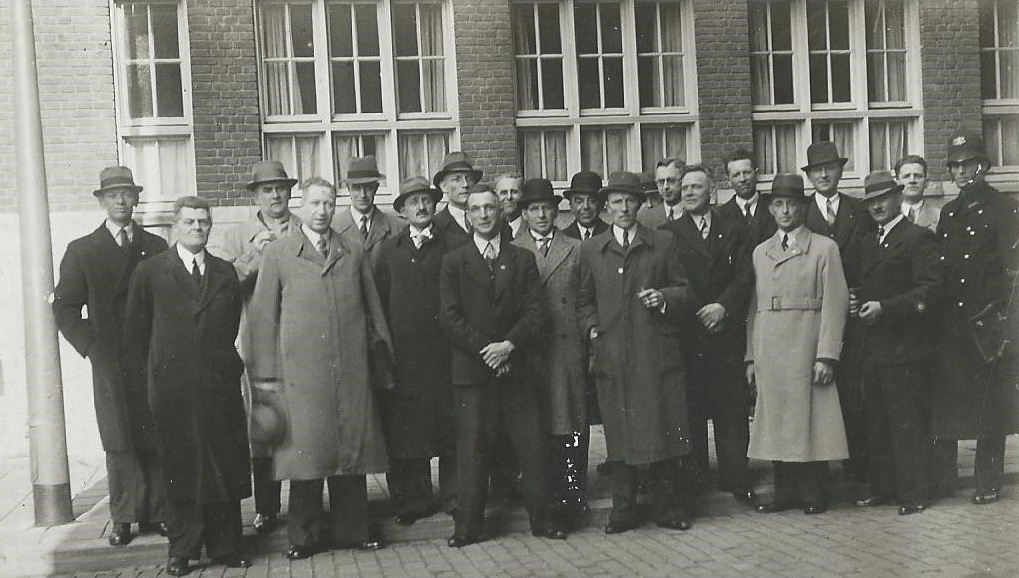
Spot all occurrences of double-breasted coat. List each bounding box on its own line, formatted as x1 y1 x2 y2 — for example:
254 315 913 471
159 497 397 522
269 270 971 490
374 227 467 458
334 207 407 271
123 248 251 504
746 226 850 462
53 223 167 452
576 225 693 465
513 230 588 434
716 194 777 249
931 181 1019 439
247 231 393 480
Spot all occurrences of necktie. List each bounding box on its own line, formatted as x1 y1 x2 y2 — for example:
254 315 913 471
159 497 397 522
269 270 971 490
464 217 474 235
622 229 630 249
539 237 550 257
668 207 676 221
583 228 591 240
744 204 753 225
360 215 369 239
905 207 916 223
699 217 709 239
826 197 837 227
781 233 789 251
190 259 202 290
877 225 885 245
317 235 329 258
118 228 129 251
483 241 496 270
412 232 430 249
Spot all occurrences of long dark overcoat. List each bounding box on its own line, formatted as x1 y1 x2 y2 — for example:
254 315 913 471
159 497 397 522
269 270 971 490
576 225 693 465
53 223 167 451
374 227 466 458
931 181 1019 439
123 248 251 504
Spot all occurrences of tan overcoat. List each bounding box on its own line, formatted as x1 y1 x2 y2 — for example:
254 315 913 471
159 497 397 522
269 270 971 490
746 226 850 462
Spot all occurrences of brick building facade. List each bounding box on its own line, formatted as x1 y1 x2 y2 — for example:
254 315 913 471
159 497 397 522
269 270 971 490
0 0 1016 456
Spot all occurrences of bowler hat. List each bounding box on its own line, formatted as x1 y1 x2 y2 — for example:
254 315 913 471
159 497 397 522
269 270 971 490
249 400 284 446
563 171 603 199
343 156 385 185
801 141 849 171
861 170 904 201
393 176 442 212
769 173 807 200
946 131 989 165
433 152 484 187
246 160 298 191
93 165 143 196
518 178 563 208
598 171 647 203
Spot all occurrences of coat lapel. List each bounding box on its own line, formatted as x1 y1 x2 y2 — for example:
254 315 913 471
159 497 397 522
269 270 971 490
493 248 514 300
195 256 230 315
540 234 573 285
464 244 493 294
676 213 709 258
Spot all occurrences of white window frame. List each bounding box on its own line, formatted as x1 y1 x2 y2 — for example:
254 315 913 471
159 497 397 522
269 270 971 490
749 0 923 184
255 0 460 199
513 0 700 186
110 0 197 202
980 0 1019 174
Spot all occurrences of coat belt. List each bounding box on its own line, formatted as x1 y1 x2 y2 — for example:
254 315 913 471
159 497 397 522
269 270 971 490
764 296 822 311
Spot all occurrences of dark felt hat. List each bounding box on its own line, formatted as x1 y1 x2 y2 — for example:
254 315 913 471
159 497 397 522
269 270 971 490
343 156 385 184
393 176 443 212
562 171 603 199
769 173 807 200
518 178 563 208
801 141 849 171
597 171 647 203
946 131 989 165
93 165 143 196
245 160 298 191
432 152 483 187
861 170 904 201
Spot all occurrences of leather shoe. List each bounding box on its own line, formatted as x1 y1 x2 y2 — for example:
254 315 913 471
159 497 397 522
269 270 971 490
604 519 642 534
166 556 190 576
212 555 252 569
854 495 891 507
338 539 385 551
395 512 425 526
755 502 795 514
284 544 323 560
971 489 999 505
253 513 279 534
108 523 132 546
803 503 827 515
897 504 926 516
732 489 758 505
447 535 481 548
657 519 692 531
532 526 567 540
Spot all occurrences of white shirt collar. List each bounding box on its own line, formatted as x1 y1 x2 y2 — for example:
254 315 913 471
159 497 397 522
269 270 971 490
529 228 554 243
508 216 523 238
691 210 712 228
301 224 330 248
901 199 924 217
473 233 501 257
409 224 433 238
176 243 206 273
105 219 133 243
350 205 374 230
814 191 840 219
878 214 905 242
612 224 638 247
734 193 759 214
447 204 469 232
664 202 684 220
779 225 807 250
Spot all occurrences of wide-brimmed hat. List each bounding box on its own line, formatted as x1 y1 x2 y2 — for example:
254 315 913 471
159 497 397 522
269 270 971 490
801 141 849 171
93 165 143 196
343 156 385 185
245 160 298 191
861 170 904 201
563 171 603 200
769 173 807 200
518 178 563 208
597 171 647 203
946 131 989 165
393 176 443 212
433 152 483 187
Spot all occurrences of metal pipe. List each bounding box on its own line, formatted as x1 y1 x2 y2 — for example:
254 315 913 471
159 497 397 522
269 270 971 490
10 0 73 526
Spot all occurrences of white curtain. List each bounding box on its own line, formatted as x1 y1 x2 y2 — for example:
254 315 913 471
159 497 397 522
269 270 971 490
262 6 291 115
420 3 446 113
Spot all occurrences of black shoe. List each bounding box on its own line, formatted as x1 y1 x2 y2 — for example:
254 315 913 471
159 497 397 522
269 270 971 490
854 495 891 507
731 489 758 505
337 539 385 551
532 525 567 540
166 556 190 576
803 503 827 515
656 519 692 531
108 523 132 546
253 513 279 534
395 512 425 526
212 555 253 569
897 504 926 516
447 535 481 548
604 519 642 534
285 544 323 560
755 502 795 514
971 489 999 505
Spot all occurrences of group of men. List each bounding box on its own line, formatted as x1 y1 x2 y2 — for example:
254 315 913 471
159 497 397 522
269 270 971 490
53 130 1018 575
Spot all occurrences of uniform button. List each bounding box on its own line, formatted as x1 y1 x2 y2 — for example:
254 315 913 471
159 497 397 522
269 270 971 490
969 230 976 236
939 255 946 260
410 258 416 263
618 267 624 274
964 254 970 259
978 209 984 215
958 302 965 307
960 278 966 284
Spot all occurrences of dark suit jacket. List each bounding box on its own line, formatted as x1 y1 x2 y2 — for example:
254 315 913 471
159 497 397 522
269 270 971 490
439 240 546 385
123 248 251 503
433 206 471 238
857 220 944 365
334 207 407 271
562 218 609 241
53 223 167 451
716 194 777 249
805 191 874 286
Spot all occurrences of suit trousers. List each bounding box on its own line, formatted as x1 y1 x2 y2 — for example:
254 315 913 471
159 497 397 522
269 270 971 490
288 476 369 547
386 455 457 517
106 450 166 525
252 456 281 515
164 499 241 559
861 362 930 505
687 391 751 491
453 378 551 539
931 437 1007 495
609 459 687 525
772 461 829 506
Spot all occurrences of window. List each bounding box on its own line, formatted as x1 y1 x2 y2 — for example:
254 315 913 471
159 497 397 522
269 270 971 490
512 0 699 184
111 0 196 200
748 0 921 180
257 0 458 195
980 0 1019 169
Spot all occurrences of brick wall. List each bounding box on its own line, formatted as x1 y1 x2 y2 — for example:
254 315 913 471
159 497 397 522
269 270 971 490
188 1 263 206
919 0 983 182
450 0 519 181
692 0 754 182
0 0 119 213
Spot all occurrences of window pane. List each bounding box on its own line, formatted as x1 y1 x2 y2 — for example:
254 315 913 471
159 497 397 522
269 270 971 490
329 4 353 57
155 63 184 117
641 125 688 170
867 53 886 102
332 61 356 113
771 1 792 51
398 131 450 178
397 60 422 113
1002 117 1019 165
393 4 419 57
887 52 906 101
661 54 684 107
605 128 627 173
807 2 827 51
600 3 623 54
267 135 320 182
290 4 315 58
774 54 794 104
356 4 380 56
580 128 605 175
543 131 568 180
1001 1 1019 48
979 1 996 48
748 3 769 52
334 133 387 182
150 4 179 59
537 3 562 52
812 122 854 171
869 120 908 171
982 52 999 99
124 4 150 60
262 5 288 59
751 54 772 105
541 58 565 109
829 1 850 50
1002 51 1019 99
660 3 683 53
420 4 444 57
574 4 597 55
360 61 384 113
295 62 318 113
604 56 624 108
810 54 829 103
517 59 539 110
513 4 537 54
753 123 798 174
128 63 153 118
265 62 290 115
885 2 905 50
635 3 657 53
124 136 190 198
421 59 446 113
865 2 884 51
639 56 659 107
520 131 543 179
831 53 851 102
578 58 600 108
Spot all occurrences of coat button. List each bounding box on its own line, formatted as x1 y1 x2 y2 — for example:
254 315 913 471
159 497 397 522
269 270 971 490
958 302 965 307
960 278 966 284
964 254 970 259
618 267 624 274
410 258 416 263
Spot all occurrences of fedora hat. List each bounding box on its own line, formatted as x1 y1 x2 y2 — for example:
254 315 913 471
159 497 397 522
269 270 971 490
801 141 849 171
433 151 483 187
93 165 143 196
518 178 563 209
563 171 603 199
249 400 284 446
598 171 646 203
946 131 989 165
861 170 904 201
769 173 806 200
343 156 385 185
246 160 298 191
393 176 443 212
